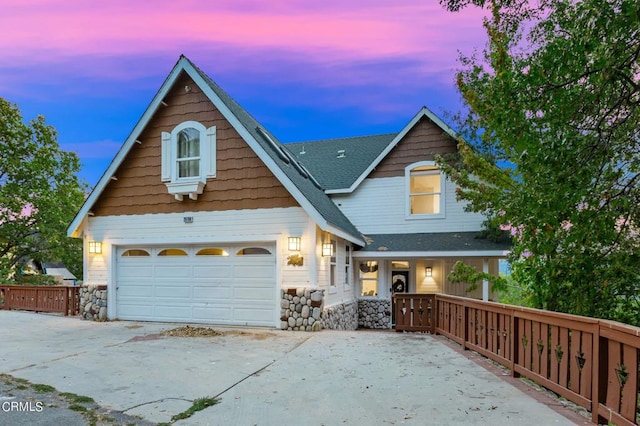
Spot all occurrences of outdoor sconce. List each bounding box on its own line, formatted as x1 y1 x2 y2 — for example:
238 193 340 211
288 237 301 251
425 266 433 277
322 243 333 257
88 241 102 254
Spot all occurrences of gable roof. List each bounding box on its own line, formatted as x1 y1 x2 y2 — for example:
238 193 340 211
285 133 396 191
292 107 461 194
67 56 364 245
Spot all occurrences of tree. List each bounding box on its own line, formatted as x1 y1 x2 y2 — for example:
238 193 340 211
0 98 87 282
439 0 640 323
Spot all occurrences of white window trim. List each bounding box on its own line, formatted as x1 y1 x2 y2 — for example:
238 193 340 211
358 260 380 298
405 160 445 219
344 244 351 290
161 121 216 201
329 239 337 291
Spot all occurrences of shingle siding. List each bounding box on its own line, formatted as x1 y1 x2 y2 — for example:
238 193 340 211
370 116 457 179
92 73 298 217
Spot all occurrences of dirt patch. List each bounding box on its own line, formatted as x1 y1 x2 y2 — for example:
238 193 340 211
162 326 223 338
125 325 143 329
126 333 164 343
161 325 274 340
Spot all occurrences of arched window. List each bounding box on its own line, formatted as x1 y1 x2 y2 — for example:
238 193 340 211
121 249 151 257
406 162 444 216
161 121 216 201
196 248 229 256
157 248 188 256
236 247 271 255
177 128 200 178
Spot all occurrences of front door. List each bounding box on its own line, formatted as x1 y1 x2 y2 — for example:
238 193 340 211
391 270 409 326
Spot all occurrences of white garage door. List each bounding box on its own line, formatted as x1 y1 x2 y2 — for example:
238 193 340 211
116 243 276 326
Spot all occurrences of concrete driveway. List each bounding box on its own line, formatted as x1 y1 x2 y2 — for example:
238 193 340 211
0 311 587 425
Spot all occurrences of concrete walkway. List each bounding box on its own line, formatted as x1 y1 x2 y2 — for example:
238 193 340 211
0 311 588 425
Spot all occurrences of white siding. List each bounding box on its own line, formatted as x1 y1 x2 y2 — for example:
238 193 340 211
84 207 313 290
281 217 317 288
85 246 108 284
332 177 486 234
315 229 356 307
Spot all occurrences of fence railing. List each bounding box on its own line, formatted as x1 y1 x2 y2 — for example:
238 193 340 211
394 293 640 425
0 285 81 316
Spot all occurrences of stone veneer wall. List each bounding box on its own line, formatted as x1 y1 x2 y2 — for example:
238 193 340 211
79 285 107 321
322 301 358 330
280 288 324 331
358 298 392 329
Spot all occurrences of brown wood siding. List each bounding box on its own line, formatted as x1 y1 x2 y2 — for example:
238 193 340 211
91 73 299 216
370 116 457 179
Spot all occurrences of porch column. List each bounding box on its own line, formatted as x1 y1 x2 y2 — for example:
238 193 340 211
482 258 489 301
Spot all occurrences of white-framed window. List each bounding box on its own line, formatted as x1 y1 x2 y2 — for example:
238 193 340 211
176 127 200 178
406 161 444 217
329 239 337 288
359 261 379 297
344 245 351 289
161 121 216 201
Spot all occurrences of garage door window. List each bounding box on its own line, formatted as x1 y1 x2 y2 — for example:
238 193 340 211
237 247 271 255
121 249 150 257
158 248 188 256
196 248 229 256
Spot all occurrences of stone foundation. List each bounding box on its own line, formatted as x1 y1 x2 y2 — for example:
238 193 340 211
79 285 107 321
358 298 392 329
322 301 358 330
280 288 324 331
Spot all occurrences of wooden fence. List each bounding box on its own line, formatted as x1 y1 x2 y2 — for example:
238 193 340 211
394 293 640 425
0 285 80 316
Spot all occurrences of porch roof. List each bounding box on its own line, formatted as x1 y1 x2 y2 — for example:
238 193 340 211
355 232 511 257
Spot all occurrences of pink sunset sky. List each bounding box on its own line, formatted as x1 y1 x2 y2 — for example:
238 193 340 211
0 0 489 187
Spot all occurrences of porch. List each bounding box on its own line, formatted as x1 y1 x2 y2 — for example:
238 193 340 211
394 293 640 425
354 232 511 302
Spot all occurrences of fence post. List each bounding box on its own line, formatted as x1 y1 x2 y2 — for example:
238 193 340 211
511 310 519 378
431 294 438 336
63 287 70 316
7 287 12 310
461 301 467 350
35 287 41 312
591 322 601 424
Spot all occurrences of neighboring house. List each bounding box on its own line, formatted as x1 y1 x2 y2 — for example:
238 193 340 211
66 56 509 330
18 260 77 286
42 262 78 286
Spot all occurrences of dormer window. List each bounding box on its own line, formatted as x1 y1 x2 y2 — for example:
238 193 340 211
406 161 445 217
161 121 216 201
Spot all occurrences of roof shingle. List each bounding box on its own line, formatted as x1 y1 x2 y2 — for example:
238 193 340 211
285 134 396 191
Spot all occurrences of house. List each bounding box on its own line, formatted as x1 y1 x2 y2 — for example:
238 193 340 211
40 262 78 286
66 56 509 330
16 259 77 286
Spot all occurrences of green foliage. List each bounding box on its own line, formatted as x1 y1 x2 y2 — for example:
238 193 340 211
13 274 58 286
60 392 95 404
447 260 508 293
170 397 219 422
0 99 86 282
440 0 640 324
32 383 56 393
494 274 536 308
